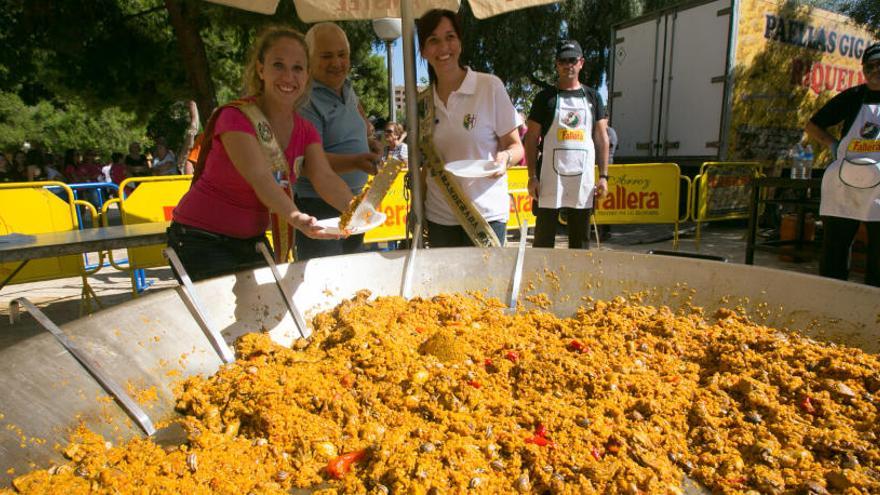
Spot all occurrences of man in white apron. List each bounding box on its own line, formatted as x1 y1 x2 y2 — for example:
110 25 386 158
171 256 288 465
805 42 880 286
523 40 609 248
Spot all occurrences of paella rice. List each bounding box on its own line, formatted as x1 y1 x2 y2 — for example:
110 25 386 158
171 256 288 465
3 291 879 494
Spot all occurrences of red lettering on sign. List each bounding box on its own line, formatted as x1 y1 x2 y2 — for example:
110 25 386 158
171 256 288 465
597 186 660 210
163 206 174 221
381 203 411 227
795 58 863 95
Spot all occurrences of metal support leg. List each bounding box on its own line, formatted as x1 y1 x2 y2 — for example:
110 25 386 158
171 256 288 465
163 247 235 364
8 297 156 436
401 221 421 299
507 220 528 313
256 243 310 340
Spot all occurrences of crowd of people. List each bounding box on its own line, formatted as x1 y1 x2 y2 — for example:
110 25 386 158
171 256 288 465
9 10 872 288
162 10 614 279
0 139 182 188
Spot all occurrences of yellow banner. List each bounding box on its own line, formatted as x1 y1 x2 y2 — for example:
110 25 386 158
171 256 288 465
594 164 681 224
363 167 538 243
728 0 876 164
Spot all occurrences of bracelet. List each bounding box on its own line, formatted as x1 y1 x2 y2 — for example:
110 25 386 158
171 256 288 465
599 174 609 179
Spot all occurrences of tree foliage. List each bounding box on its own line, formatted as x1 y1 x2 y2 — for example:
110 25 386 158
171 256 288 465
843 0 880 36
0 0 388 153
0 92 147 155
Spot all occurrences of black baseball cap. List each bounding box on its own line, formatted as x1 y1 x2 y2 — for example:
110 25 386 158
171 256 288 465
863 42 880 64
556 40 583 59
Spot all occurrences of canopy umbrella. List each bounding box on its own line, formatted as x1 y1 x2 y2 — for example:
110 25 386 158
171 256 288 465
205 0 558 244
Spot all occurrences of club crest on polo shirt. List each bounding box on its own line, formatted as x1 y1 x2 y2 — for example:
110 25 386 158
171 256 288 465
257 121 273 143
463 114 476 130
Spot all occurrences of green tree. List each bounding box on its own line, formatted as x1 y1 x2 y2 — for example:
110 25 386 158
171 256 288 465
843 0 880 35
0 0 389 153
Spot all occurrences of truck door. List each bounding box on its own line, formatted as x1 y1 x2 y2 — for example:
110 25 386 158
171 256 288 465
660 0 731 157
610 16 664 158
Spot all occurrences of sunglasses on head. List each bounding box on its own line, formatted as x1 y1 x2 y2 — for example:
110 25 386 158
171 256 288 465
557 57 579 65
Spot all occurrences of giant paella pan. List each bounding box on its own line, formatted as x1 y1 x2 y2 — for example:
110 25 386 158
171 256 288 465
1 248 878 493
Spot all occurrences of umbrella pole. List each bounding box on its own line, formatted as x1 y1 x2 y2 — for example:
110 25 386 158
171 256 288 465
401 0 423 248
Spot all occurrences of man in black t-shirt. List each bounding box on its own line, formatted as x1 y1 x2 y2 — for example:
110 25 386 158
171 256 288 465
523 40 609 249
805 42 880 286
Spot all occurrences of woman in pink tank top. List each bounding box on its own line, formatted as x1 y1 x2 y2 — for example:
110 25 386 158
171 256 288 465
169 26 353 281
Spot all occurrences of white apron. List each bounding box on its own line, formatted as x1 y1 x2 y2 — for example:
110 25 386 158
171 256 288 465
821 96 880 221
538 89 596 209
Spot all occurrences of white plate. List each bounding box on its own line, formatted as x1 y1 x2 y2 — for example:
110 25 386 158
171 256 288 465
444 159 502 178
315 211 387 235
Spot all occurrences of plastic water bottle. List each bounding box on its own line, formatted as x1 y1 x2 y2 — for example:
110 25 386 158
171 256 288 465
801 144 814 179
789 143 804 179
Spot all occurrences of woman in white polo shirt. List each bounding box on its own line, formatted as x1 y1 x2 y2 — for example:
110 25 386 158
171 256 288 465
416 9 524 247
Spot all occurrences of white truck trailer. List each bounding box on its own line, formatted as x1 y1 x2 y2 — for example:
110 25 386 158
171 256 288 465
609 0 875 170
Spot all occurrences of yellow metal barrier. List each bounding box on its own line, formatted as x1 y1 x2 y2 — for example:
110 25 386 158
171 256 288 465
595 163 687 248
692 162 762 246
0 182 102 313
102 176 192 294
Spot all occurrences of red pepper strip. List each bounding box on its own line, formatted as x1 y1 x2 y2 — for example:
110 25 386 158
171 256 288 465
467 380 482 389
568 340 588 353
484 358 494 368
800 396 816 414
525 424 555 448
326 450 366 479
525 435 555 447
504 351 519 362
414 326 426 334
591 447 603 461
725 477 747 485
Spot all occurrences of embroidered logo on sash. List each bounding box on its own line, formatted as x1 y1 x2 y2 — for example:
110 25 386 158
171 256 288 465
257 121 273 143
859 122 880 139
561 110 581 128
557 129 586 141
463 114 476 130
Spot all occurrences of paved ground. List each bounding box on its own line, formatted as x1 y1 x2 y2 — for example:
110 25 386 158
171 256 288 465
1 220 836 332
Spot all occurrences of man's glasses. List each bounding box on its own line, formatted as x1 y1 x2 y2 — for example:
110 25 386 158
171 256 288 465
557 57 579 66
865 61 880 73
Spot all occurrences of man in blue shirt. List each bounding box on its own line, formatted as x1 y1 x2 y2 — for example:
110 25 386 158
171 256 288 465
297 22 380 260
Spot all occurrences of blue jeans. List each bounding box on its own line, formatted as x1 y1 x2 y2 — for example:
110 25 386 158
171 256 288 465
426 220 507 248
294 196 364 261
166 222 270 282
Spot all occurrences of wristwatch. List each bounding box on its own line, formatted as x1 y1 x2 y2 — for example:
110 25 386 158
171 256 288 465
599 174 609 180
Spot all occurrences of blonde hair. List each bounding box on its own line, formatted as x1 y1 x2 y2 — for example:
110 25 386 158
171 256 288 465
242 26 311 109
384 122 404 137
304 22 350 61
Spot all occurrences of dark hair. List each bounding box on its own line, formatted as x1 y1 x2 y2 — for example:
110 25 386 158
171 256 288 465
25 149 45 168
416 9 465 84
64 148 79 166
111 152 124 163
